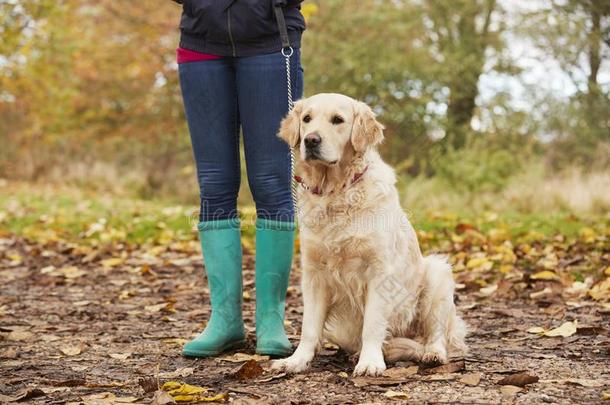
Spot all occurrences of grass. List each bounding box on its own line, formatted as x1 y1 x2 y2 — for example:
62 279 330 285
1 180 607 247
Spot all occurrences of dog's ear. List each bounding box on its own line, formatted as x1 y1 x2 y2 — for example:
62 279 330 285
351 101 385 153
278 100 304 148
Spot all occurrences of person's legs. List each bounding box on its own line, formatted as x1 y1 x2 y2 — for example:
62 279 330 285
179 60 245 356
236 50 304 356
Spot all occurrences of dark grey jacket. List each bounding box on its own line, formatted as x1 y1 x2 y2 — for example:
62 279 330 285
174 0 306 57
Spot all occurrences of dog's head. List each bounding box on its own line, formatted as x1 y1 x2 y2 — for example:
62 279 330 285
278 93 384 166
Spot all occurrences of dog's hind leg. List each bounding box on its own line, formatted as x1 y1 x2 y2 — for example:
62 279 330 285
418 255 466 365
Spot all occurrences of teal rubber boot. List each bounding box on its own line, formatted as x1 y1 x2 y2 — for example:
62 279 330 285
182 219 246 357
255 218 296 357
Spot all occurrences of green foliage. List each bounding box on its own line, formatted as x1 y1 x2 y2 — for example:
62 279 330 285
433 146 517 194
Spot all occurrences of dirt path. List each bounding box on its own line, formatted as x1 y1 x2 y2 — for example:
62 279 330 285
1 236 608 404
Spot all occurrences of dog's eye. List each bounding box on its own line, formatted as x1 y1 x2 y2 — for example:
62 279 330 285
331 115 344 125
303 114 312 123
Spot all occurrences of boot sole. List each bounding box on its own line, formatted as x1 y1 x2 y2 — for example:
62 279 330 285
255 346 294 358
182 339 247 358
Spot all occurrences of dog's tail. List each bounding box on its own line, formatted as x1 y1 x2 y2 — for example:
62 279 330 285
384 337 425 362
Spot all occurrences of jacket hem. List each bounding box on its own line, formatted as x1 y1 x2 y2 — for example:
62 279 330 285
179 31 302 58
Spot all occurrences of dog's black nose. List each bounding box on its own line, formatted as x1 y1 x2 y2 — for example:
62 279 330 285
304 133 321 148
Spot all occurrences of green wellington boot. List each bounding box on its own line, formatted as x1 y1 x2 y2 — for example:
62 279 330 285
182 219 246 357
255 218 296 357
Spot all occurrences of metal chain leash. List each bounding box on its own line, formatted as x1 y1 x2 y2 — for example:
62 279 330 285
282 46 298 218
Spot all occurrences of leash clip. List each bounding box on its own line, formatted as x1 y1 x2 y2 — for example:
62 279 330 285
281 46 294 58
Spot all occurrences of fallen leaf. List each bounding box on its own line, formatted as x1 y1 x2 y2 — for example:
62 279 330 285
589 278 610 301
145 303 169 313
542 378 606 388
138 377 159 393
478 284 498 297
231 360 264 380
221 353 269 363
60 344 82 356
498 372 539 387
256 372 287 383
530 270 559 281
467 257 493 271
0 388 45 402
545 321 577 337
527 321 578 337
150 390 175 405
161 382 228 402
383 390 408 400
109 353 132 360
7 330 34 341
163 338 188 346
382 366 419 379
159 367 194 379
101 257 124 267
530 287 552 299
500 385 522 397
460 372 482 386
419 360 465 375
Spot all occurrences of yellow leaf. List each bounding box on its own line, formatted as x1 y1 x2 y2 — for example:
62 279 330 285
604 267 610 276
578 227 596 243
101 257 124 268
589 278 610 301
531 271 559 281
301 3 319 21
162 382 207 396
467 257 493 271
161 382 227 403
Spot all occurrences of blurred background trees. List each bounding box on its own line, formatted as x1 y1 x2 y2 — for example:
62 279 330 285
0 0 608 211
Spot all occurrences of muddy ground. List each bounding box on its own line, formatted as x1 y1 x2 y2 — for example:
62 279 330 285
0 236 609 404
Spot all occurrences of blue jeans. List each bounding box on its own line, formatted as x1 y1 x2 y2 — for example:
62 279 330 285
179 50 303 222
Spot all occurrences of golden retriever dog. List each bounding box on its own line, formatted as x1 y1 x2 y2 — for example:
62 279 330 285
272 93 467 376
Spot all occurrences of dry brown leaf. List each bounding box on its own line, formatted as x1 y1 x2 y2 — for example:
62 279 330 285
0 388 45 402
419 359 465 375
460 372 482 386
542 378 606 388
231 360 264 380
498 372 539 387
382 366 419 379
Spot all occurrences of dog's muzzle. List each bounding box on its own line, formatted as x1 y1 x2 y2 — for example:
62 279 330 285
304 132 322 160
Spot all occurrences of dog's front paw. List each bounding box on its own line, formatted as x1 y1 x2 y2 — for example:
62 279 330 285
271 354 311 374
353 355 386 376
